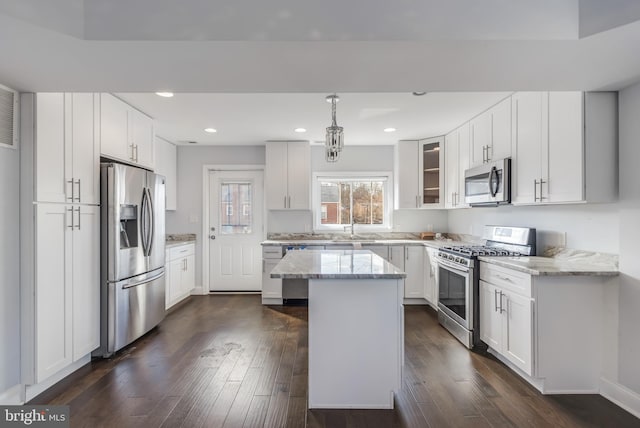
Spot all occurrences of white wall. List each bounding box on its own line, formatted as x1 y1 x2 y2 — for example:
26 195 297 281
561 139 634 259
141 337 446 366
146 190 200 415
166 145 265 287
0 145 20 397
448 203 620 254
617 81 640 395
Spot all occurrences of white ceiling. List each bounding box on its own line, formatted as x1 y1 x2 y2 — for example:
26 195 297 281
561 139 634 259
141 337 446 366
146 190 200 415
117 92 511 146
1 1 640 92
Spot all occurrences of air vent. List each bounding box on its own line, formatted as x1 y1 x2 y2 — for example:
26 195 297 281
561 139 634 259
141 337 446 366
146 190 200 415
0 84 19 149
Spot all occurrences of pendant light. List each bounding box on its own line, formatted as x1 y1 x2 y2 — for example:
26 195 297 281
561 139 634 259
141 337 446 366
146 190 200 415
325 94 344 162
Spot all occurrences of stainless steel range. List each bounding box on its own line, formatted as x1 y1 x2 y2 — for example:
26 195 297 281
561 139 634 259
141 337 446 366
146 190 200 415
437 226 536 349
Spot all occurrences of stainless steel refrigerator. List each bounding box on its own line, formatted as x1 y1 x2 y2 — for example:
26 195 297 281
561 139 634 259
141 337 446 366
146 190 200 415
95 162 166 357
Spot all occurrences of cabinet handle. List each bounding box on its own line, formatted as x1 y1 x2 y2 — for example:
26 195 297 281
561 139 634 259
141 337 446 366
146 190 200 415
134 145 139 162
130 144 135 161
406 248 409 261
67 208 74 229
75 179 81 202
539 179 547 200
284 195 287 209
494 289 499 312
67 179 74 201
75 207 81 230
499 291 506 314
495 274 514 283
534 179 539 202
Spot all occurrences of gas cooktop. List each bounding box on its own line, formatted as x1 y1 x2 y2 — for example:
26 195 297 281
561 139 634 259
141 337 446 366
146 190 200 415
438 245 524 258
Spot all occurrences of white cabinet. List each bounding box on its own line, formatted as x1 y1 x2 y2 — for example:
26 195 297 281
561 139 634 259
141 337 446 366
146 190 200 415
470 97 511 167
362 245 389 261
511 92 617 205
395 138 444 209
33 93 100 205
479 266 533 376
155 137 177 210
404 246 424 299
423 247 438 307
32 204 100 382
100 93 155 169
445 123 471 209
165 243 196 309
265 141 310 210
262 246 284 302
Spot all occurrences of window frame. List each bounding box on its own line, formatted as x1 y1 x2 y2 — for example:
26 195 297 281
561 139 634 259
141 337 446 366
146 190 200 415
312 171 393 232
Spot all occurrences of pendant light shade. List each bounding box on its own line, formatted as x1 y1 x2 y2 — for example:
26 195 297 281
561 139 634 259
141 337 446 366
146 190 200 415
325 94 344 162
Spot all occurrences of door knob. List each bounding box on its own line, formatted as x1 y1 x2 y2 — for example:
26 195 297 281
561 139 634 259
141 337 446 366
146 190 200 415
210 235 216 240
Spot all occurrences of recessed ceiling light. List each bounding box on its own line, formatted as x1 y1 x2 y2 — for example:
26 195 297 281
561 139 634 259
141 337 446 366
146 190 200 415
383 127 397 133
204 128 217 133
156 92 174 98
294 128 307 133
412 91 427 96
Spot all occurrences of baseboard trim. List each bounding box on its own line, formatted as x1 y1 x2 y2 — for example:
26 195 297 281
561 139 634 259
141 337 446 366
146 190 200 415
0 384 22 405
25 354 91 402
600 377 640 419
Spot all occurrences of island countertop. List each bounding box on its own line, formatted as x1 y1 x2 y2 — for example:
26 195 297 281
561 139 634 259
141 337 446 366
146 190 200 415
270 250 407 279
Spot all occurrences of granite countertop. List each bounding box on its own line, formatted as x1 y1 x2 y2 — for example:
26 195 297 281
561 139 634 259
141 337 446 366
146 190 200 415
270 250 407 280
166 233 196 249
262 232 475 249
478 248 619 276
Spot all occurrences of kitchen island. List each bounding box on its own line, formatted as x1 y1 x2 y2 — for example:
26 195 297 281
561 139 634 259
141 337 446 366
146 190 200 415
270 250 406 409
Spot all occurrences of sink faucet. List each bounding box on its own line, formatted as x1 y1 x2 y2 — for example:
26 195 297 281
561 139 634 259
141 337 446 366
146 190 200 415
344 218 355 238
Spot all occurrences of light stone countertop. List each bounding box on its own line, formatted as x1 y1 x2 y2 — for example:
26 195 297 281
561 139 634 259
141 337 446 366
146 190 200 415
166 233 196 249
261 238 472 249
270 250 407 279
478 248 619 276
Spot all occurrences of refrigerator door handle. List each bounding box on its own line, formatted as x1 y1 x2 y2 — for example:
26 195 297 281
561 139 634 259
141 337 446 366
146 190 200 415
140 189 149 256
122 270 165 289
146 188 155 256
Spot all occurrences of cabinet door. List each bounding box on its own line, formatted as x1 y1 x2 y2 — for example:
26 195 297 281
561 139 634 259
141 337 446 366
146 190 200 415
470 110 491 167
396 141 420 208
444 131 458 209
363 245 389 261
389 246 405 271
546 92 583 203
423 248 438 306
182 254 196 295
503 290 533 376
404 246 424 298
100 94 131 162
72 205 100 360
479 281 502 351
420 138 444 207
457 122 471 207
167 258 183 307
262 259 282 299
35 93 69 203
131 108 155 169
490 97 512 161
265 142 288 210
155 137 177 210
71 93 100 205
287 142 311 209
511 92 546 205
35 204 73 382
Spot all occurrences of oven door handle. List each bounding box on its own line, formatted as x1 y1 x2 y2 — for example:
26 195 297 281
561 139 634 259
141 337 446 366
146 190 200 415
437 257 471 274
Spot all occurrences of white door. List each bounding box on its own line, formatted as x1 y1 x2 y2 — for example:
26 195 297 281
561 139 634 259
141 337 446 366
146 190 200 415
209 170 264 291
100 93 130 162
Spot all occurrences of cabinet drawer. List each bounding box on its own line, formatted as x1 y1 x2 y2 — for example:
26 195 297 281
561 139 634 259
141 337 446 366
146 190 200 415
480 262 532 297
168 243 195 261
262 246 284 259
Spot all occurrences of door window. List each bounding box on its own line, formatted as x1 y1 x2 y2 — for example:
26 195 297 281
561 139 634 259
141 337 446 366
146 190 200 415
220 181 252 234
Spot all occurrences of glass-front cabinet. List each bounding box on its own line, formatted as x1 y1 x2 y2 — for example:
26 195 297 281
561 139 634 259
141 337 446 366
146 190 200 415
395 136 445 209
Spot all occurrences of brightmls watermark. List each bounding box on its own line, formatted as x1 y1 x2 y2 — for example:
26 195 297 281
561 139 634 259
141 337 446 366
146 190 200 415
0 406 69 427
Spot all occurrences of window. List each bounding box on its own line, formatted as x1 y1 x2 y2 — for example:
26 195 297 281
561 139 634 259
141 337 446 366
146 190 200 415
313 173 392 231
220 181 252 234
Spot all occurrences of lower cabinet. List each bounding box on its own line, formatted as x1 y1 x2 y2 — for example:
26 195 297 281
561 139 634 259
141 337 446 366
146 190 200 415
165 243 196 309
479 280 533 375
423 247 438 307
26 203 100 384
404 246 425 299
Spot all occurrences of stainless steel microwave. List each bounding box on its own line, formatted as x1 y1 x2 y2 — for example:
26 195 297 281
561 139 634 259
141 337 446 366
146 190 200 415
464 158 511 206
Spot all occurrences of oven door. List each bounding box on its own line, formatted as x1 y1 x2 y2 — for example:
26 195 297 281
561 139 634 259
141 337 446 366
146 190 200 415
437 258 472 330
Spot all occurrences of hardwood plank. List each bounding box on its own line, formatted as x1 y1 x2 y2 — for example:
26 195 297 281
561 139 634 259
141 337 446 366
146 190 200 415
242 395 270 428
263 382 290 427
223 368 263 427
285 397 307 428
202 381 242 428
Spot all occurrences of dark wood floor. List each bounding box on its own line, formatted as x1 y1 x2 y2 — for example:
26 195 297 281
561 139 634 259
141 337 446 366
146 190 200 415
32 295 638 427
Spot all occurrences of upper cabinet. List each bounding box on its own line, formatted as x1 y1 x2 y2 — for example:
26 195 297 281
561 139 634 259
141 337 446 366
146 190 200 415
470 97 512 168
100 93 155 170
27 93 100 205
155 137 177 210
265 141 310 210
395 137 444 209
511 91 617 205
444 123 470 209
